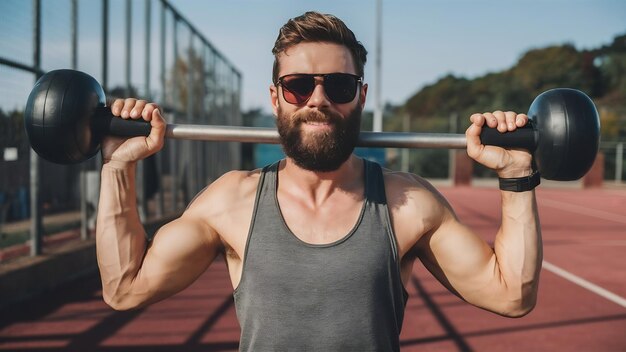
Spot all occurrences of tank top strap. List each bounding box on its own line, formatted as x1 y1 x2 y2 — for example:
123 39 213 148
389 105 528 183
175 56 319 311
261 160 280 192
363 158 387 205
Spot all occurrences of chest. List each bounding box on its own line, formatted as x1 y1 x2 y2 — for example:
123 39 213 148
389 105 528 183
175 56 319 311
243 207 395 298
276 191 365 245
234 211 404 350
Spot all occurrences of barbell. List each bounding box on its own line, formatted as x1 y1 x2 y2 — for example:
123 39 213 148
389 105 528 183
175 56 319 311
24 69 600 181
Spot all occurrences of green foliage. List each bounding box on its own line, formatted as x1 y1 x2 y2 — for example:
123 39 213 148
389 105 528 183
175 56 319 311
380 32 626 177
408 149 449 178
395 32 626 147
511 44 595 95
405 75 472 118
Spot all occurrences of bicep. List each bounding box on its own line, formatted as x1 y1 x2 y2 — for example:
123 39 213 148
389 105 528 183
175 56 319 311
417 213 498 304
132 216 221 306
388 172 505 309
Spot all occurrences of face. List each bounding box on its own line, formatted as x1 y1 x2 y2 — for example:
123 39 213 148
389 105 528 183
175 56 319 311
276 101 362 172
270 42 368 172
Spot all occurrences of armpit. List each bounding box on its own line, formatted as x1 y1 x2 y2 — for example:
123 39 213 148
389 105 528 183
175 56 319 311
223 240 240 260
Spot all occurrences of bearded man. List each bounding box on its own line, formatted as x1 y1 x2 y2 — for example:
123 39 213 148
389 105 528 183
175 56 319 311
97 11 541 352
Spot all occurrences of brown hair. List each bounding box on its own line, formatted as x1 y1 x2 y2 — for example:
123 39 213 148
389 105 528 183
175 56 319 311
271 11 368 83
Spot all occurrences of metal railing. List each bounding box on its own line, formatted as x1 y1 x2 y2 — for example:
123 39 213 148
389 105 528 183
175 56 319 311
0 0 242 259
601 141 625 184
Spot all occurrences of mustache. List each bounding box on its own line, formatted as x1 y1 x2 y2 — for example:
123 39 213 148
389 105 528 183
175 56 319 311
292 109 341 124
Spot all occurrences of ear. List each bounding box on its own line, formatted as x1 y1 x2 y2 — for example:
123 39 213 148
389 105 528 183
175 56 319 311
269 84 279 117
359 83 368 110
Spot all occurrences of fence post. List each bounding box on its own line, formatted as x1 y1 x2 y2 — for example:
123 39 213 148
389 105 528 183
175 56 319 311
401 113 410 172
453 152 473 186
616 143 623 184
583 152 604 188
170 16 179 211
448 112 459 183
102 0 108 92
187 34 197 196
157 3 166 216
30 0 43 256
71 0 90 241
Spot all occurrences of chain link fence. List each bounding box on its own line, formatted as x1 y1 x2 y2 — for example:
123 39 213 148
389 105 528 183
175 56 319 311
0 0 242 260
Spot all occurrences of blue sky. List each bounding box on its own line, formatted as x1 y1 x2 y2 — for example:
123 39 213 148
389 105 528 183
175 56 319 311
168 0 626 112
0 0 623 114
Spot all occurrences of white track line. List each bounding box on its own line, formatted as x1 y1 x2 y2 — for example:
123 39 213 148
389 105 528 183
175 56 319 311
543 260 626 309
540 198 626 308
540 198 626 224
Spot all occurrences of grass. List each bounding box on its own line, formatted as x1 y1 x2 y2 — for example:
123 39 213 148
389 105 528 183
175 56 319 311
0 221 82 249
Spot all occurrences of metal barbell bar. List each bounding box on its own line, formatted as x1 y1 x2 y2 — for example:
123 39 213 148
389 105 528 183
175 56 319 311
165 124 467 149
25 69 600 181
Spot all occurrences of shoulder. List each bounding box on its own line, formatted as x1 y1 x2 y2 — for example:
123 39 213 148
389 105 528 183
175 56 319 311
382 168 451 212
183 169 262 219
381 169 455 246
210 169 262 196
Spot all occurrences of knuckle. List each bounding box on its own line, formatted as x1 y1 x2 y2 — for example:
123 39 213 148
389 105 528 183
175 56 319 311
494 111 506 119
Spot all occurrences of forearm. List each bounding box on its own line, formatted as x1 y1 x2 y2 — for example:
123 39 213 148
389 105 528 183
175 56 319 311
96 162 146 307
494 189 542 314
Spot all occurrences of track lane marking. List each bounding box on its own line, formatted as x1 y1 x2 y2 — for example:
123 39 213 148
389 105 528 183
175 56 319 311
540 198 626 224
543 260 626 309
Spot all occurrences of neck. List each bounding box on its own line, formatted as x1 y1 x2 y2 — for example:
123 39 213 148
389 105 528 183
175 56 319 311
279 155 364 204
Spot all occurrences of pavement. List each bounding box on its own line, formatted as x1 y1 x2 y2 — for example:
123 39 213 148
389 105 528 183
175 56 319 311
0 185 625 351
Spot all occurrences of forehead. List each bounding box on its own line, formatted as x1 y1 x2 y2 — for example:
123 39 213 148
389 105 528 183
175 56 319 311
277 42 356 76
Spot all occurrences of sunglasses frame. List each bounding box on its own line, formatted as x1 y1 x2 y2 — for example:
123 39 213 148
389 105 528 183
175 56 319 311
276 73 363 105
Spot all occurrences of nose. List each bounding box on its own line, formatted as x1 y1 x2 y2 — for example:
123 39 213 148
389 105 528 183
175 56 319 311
306 79 331 109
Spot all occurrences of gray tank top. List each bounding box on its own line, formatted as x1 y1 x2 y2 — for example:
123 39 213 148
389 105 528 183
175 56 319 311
233 159 407 351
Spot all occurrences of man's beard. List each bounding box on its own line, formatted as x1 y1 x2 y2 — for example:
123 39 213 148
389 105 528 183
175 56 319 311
276 105 362 172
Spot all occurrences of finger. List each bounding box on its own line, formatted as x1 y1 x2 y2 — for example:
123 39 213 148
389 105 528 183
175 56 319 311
110 99 126 116
142 103 160 121
470 113 486 127
492 110 508 132
130 100 147 119
465 123 485 159
121 98 138 119
504 111 517 131
516 113 529 127
146 108 166 151
482 112 497 129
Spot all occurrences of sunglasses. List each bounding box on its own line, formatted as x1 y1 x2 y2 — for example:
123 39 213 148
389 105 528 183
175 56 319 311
276 73 362 105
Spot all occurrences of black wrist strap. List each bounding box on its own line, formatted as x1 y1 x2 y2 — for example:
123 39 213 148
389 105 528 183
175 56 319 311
499 170 541 192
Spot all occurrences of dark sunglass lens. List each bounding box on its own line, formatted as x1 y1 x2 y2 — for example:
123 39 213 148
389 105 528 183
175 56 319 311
324 74 358 104
281 75 314 104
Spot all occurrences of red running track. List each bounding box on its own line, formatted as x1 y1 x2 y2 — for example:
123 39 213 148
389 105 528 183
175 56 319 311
1 186 625 351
